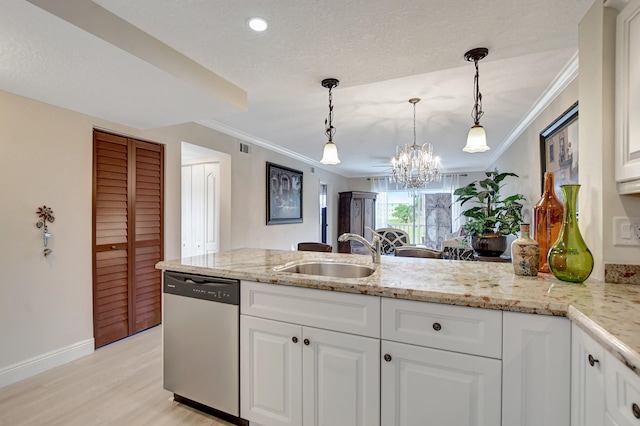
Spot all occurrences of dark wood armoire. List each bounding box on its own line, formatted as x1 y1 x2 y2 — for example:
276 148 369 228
337 191 377 254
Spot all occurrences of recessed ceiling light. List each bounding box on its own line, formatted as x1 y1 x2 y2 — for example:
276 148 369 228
248 17 268 32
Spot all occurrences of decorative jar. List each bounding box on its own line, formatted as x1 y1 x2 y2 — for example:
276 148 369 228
511 224 540 276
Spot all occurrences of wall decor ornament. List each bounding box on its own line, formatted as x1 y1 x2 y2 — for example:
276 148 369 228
35 205 55 256
266 162 303 225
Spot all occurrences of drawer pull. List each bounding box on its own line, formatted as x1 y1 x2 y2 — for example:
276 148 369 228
587 354 599 367
110 245 117 250
303 338 310 346
633 403 640 419
384 354 392 362
432 322 442 331
292 336 298 343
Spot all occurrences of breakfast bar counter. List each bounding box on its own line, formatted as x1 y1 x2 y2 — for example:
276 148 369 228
157 248 640 377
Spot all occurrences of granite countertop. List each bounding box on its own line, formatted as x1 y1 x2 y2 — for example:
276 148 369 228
156 248 640 377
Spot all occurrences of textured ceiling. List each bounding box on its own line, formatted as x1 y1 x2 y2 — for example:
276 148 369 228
2 0 594 176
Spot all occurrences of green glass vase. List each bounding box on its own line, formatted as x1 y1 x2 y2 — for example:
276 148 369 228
548 184 594 283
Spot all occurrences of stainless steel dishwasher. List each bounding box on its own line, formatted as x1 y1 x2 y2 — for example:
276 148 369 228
163 271 245 425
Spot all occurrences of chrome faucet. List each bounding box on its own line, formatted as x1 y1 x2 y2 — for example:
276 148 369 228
338 233 382 264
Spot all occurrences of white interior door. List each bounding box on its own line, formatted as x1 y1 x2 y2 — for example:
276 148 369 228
181 162 220 258
204 163 220 254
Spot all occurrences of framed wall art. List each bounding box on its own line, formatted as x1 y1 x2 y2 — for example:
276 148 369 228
539 102 579 201
266 162 303 225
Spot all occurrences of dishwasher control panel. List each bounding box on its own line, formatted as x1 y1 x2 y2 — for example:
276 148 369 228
163 271 239 305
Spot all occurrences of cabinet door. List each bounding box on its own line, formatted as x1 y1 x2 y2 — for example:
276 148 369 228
240 315 302 426
502 312 571 426
571 323 606 426
615 0 640 192
605 351 640 426
302 326 380 426
381 340 501 426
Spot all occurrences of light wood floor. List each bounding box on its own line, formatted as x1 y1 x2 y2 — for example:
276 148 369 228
0 326 234 426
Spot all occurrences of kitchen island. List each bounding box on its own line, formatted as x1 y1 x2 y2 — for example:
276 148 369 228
157 248 640 425
157 248 640 372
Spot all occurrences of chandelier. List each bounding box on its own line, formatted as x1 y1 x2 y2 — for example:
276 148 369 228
463 47 491 153
391 98 441 189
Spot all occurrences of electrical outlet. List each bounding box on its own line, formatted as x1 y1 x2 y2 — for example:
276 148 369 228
614 216 640 246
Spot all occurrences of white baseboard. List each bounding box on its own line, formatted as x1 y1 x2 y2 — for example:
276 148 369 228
0 338 94 388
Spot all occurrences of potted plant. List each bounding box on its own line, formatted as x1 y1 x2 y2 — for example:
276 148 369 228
453 170 525 257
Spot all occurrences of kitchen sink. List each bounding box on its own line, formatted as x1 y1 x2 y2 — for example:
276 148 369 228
275 262 375 278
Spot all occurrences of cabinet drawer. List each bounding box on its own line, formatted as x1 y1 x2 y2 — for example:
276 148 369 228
241 281 380 338
605 351 640 425
382 298 502 358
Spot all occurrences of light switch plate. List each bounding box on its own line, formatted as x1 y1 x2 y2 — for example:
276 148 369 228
614 216 640 246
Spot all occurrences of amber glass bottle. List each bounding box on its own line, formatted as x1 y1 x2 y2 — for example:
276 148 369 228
532 172 563 272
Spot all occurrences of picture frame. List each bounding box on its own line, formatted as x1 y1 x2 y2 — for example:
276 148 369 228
539 102 579 200
266 162 303 225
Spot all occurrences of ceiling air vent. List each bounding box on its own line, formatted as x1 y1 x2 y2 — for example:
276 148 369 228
239 142 251 154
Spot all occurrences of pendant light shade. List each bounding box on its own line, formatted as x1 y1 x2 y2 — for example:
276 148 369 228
320 78 341 164
321 141 340 165
463 48 490 153
464 124 489 153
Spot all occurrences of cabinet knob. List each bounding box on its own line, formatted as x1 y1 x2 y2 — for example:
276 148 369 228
588 354 599 367
292 337 298 343
632 403 640 419
303 338 310 346
433 322 442 331
110 245 117 250
384 354 392 362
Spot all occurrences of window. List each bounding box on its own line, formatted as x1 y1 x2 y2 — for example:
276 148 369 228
371 175 464 249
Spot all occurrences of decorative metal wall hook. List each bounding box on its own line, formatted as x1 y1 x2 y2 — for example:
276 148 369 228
36 205 55 256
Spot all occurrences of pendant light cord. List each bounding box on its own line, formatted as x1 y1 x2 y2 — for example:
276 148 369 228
412 100 417 146
471 58 484 125
325 85 336 142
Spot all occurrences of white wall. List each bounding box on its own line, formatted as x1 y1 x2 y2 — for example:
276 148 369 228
156 122 349 252
0 89 348 386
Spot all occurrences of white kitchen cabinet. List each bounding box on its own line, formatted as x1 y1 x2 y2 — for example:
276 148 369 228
571 323 606 426
241 315 302 426
605 350 640 425
615 0 640 193
502 311 571 426
302 326 380 426
381 298 502 426
240 281 380 426
381 340 501 426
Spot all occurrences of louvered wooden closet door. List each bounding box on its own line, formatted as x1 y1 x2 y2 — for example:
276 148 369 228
132 142 163 333
93 131 164 348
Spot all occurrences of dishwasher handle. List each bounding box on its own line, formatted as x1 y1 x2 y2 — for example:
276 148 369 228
184 277 239 286
163 271 239 305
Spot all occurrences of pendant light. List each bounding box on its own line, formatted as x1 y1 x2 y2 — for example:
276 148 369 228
320 78 341 165
390 98 441 189
463 48 490 153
